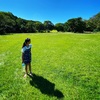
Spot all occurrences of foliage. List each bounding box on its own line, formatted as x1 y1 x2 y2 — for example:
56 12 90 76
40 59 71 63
64 17 86 33
25 21 36 33
55 23 64 32
0 12 44 34
89 12 100 31
44 20 54 32
85 20 96 32
34 21 44 32
0 11 100 34
0 12 16 34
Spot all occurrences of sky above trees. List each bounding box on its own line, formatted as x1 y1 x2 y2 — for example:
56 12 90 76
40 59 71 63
0 0 100 24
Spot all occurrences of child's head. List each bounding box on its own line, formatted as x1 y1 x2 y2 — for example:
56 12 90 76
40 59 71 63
22 38 31 48
25 38 31 44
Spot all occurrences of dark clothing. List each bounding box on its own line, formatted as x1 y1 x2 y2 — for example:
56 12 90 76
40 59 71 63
23 48 31 64
21 44 32 64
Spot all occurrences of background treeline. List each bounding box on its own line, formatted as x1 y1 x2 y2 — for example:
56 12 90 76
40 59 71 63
0 11 100 35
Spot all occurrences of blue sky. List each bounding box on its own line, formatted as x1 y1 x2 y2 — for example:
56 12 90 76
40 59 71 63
0 0 100 24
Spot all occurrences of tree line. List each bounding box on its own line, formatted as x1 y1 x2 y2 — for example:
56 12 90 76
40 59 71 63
0 11 100 35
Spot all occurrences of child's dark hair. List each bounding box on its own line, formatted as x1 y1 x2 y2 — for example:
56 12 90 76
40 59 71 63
22 38 31 48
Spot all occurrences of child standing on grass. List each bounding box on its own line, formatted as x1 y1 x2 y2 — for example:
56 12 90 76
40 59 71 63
21 38 32 78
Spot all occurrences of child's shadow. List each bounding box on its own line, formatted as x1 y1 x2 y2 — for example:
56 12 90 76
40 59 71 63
29 73 64 99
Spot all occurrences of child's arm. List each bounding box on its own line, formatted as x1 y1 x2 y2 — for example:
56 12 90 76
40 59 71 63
22 53 24 63
21 47 25 63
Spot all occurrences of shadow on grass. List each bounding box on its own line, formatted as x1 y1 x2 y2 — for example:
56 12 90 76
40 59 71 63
28 73 64 99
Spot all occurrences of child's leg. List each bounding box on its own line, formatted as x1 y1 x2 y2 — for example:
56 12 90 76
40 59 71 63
24 64 28 78
29 63 32 73
25 64 28 74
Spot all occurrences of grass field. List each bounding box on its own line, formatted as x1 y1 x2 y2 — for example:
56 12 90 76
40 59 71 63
0 32 100 100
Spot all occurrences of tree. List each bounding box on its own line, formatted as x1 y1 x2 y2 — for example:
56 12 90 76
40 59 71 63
26 20 36 33
88 12 100 31
0 11 100 34
0 12 6 34
64 22 70 32
85 20 96 31
34 21 44 32
55 23 64 32
0 12 16 34
66 17 86 33
16 18 27 33
44 20 54 32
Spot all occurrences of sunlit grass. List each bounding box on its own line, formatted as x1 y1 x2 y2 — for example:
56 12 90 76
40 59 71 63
0 32 100 100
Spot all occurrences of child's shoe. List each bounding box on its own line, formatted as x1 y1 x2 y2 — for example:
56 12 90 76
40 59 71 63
29 72 33 77
24 74 27 78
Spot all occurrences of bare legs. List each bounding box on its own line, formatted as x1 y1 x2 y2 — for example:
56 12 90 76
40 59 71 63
24 63 32 77
25 64 28 74
29 63 32 73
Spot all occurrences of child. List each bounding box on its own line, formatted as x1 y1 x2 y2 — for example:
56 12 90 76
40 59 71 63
21 38 32 77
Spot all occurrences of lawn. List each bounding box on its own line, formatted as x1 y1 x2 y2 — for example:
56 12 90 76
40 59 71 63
0 32 100 100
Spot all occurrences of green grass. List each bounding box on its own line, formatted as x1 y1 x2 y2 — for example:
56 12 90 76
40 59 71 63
0 32 100 100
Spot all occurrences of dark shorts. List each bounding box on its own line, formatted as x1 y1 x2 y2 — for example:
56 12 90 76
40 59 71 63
24 61 31 64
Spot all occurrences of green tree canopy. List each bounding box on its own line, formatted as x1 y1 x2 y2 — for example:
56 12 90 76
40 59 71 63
89 12 100 31
0 12 16 34
55 23 64 32
34 21 44 32
0 11 100 34
65 17 86 33
44 20 54 32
